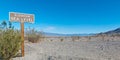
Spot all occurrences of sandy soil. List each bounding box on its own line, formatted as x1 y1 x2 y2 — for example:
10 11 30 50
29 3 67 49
13 41 120 60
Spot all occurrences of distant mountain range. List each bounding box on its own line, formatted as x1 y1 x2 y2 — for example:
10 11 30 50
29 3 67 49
98 27 120 35
43 27 120 36
98 28 120 35
42 32 95 36
25 27 120 36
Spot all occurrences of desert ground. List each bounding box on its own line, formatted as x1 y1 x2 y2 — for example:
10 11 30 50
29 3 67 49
13 36 120 60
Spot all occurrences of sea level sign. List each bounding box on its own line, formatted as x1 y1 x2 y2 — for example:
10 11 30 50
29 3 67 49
9 12 34 23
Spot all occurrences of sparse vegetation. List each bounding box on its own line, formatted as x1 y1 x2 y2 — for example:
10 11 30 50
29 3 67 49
26 28 44 43
50 40 53 42
71 36 80 41
60 38 64 42
0 21 21 60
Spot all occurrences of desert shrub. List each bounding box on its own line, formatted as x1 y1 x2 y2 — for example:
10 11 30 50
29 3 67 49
60 38 64 42
50 40 53 42
71 36 80 41
27 28 44 43
86 36 91 41
0 29 21 60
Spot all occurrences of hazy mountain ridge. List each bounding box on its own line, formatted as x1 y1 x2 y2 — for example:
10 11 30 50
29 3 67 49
98 27 120 35
43 27 120 36
42 32 95 36
105 28 120 34
25 27 120 36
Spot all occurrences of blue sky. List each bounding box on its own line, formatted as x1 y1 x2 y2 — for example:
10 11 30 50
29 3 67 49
0 0 120 34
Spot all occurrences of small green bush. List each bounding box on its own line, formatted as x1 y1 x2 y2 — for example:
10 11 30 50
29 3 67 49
60 38 64 42
0 29 21 60
27 28 44 43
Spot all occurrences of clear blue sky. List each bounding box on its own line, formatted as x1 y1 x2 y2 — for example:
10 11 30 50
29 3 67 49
0 0 120 34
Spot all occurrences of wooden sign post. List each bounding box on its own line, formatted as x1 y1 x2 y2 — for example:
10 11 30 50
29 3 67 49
21 22 24 56
9 12 34 57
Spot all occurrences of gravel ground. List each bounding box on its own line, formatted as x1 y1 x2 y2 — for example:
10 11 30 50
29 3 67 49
13 41 120 60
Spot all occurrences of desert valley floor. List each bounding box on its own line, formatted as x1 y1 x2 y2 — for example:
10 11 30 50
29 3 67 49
13 39 120 60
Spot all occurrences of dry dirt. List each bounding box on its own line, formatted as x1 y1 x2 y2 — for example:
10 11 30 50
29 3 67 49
13 39 120 60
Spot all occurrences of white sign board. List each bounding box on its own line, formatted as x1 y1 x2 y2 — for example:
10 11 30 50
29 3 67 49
9 12 34 23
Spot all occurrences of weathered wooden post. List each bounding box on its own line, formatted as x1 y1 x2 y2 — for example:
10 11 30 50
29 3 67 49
9 12 34 57
21 22 25 56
